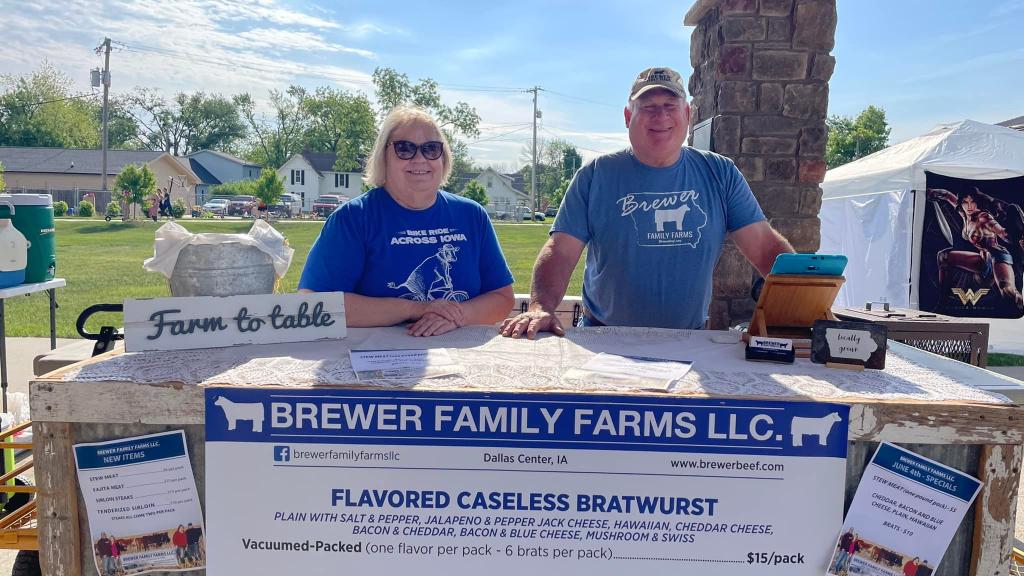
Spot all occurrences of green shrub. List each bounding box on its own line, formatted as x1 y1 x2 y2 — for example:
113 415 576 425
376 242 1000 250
52 201 68 216
200 210 215 219
78 200 95 217
171 198 187 219
105 201 121 217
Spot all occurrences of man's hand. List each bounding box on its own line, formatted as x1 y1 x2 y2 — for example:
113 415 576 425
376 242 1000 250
499 309 566 339
408 312 458 337
419 300 465 326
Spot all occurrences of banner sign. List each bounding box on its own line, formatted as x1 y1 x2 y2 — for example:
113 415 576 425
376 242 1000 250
124 292 346 352
826 443 981 576
920 172 1024 318
205 388 849 575
74 430 205 575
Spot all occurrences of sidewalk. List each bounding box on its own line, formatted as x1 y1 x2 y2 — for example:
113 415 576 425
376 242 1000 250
3 337 77 400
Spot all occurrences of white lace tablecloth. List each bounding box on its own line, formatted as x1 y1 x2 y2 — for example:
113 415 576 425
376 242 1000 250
60 326 1011 404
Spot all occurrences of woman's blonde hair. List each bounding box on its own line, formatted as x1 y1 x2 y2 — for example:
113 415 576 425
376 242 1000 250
363 105 453 189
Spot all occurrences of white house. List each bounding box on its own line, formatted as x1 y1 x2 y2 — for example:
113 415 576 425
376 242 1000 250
470 168 530 217
277 151 362 213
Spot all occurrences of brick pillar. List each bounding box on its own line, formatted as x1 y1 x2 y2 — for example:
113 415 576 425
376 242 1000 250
685 0 836 329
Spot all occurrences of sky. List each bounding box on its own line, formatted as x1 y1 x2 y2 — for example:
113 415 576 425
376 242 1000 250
1 0 1022 170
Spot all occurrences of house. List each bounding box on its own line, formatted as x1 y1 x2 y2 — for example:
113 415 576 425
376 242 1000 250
469 168 530 217
277 151 362 213
0 146 201 210
187 149 262 201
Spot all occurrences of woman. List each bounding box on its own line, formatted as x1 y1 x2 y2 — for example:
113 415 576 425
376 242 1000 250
160 191 173 219
148 191 160 222
903 556 919 576
299 106 514 336
928 187 1024 314
172 524 188 567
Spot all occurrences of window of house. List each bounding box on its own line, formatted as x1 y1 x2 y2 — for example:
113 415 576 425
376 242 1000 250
291 169 305 185
335 173 349 188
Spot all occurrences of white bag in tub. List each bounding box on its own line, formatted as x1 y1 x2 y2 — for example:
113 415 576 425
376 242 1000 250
143 219 295 296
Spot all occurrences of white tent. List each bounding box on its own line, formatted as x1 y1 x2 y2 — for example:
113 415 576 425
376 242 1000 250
819 119 1024 309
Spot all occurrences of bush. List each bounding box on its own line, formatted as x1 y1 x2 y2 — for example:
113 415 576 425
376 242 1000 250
105 201 121 218
200 211 215 219
78 200 95 217
52 201 68 216
171 198 187 219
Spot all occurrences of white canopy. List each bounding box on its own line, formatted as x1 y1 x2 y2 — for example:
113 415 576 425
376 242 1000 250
820 120 1024 308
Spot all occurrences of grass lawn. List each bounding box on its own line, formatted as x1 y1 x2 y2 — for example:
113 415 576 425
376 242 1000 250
3 218 582 337
989 353 1024 367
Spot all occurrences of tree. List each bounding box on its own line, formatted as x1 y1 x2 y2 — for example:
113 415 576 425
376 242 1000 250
549 177 570 211
372 67 481 191
300 87 377 171
461 180 489 207
517 138 582 209
0 161 5 191
826 105 891 168
125 89 246 155
209 180 256 197
235 87 309 169
99 100 141 149
252 168 285 208
0 62 99 148
113 163 156 220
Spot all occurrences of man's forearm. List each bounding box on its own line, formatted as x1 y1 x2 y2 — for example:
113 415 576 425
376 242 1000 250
530 243 576 312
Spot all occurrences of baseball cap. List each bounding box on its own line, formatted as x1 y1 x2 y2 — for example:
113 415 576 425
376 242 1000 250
629 67 687 101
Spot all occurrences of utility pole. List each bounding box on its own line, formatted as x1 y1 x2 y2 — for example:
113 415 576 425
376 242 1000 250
529 86 540 215
96 38 111 191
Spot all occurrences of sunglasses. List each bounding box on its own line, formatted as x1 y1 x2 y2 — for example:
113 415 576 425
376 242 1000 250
392 140 444 161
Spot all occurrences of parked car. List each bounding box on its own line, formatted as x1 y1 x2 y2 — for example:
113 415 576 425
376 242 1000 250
279 193 303 217
202 198 230 216
312 194 348 218
544 206 558 217
515 206 545 221
227 195 257 217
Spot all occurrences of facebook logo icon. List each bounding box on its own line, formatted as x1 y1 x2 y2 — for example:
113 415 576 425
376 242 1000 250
273 446 290 462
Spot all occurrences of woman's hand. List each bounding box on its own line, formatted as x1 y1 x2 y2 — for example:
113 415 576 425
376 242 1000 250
408 311 458 337
418 300 465 326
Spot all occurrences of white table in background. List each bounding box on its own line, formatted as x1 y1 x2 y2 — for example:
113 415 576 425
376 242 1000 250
0 278 65 412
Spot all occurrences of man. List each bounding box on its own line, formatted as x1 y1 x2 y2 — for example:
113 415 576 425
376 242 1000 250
95 532 114 576
501 66 793 338
915 559 933 576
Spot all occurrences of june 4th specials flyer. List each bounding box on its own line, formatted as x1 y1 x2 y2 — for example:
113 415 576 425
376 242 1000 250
205 388 850 575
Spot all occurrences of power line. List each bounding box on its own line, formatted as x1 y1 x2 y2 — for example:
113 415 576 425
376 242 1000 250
468 125 531 144
539 126 615 155
541 88 619 109
3 92 99 110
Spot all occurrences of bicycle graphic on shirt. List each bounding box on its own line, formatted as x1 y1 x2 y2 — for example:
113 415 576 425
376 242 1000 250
387 243 470 302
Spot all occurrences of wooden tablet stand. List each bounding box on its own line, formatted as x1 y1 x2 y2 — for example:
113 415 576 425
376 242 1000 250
744 274 845 357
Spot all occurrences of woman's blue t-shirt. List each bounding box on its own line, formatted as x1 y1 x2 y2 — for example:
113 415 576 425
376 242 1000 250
299 188 513 302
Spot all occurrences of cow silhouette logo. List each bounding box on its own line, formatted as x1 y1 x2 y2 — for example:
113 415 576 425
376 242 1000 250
214 396 265 433
790 412 841 447
654 205 690 232
387 243 468 301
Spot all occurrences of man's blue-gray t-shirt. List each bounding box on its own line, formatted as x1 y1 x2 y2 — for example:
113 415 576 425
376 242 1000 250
552 147 765 329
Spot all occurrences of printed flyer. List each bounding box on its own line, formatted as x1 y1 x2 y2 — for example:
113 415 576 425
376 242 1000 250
74 430 205 575
206 388 849 575
826 443 981 576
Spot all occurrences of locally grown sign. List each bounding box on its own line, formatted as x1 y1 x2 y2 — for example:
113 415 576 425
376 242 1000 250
811 320 887 370
124 292 346 352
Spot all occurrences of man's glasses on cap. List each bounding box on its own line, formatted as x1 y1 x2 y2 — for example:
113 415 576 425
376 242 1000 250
392 140 444 160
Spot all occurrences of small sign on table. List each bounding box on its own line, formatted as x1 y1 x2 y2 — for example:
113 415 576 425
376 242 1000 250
811 320 887 370
124 292 346 352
